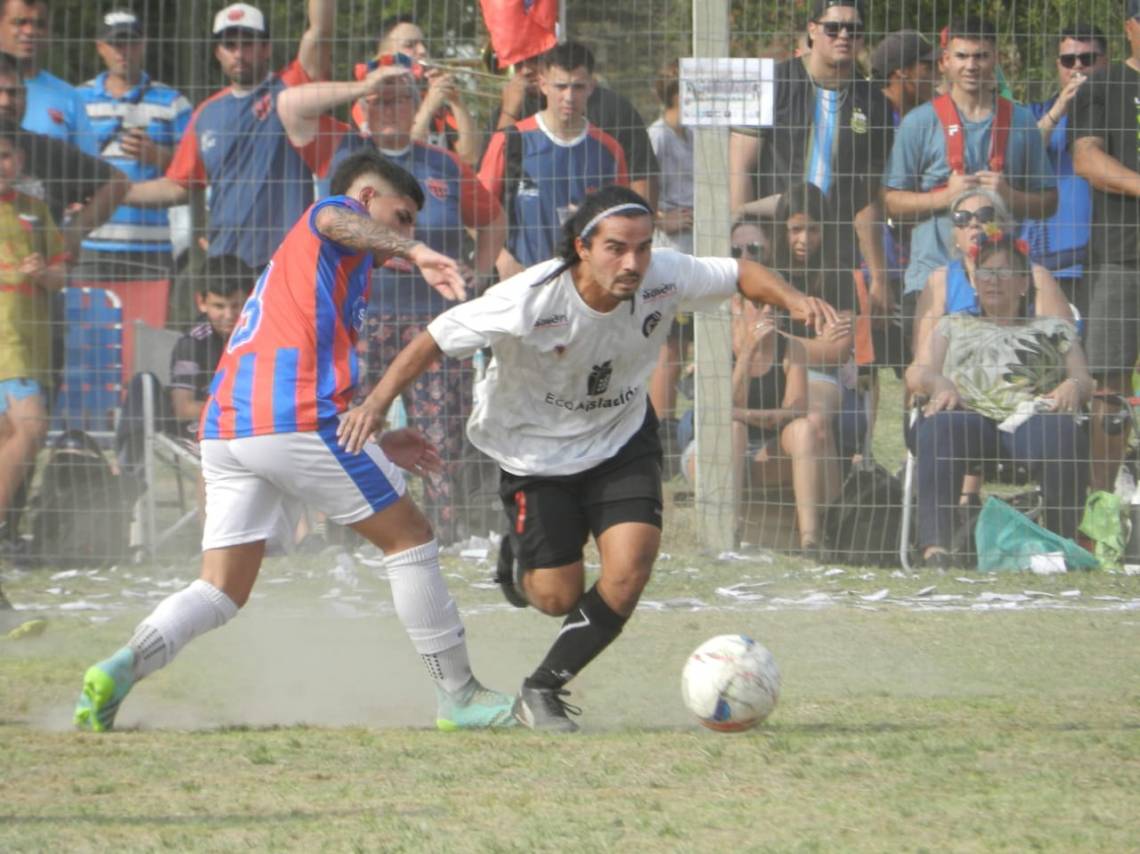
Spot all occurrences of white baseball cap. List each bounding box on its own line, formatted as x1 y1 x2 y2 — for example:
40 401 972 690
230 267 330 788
212 3 268 38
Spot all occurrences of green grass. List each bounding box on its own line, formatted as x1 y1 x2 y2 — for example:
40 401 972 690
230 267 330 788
2 543 1139 852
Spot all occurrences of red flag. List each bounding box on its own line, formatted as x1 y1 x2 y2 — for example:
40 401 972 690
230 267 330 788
480 0 559 67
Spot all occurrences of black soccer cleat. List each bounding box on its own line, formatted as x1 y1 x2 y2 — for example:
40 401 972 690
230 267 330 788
512 685 582 733
494 536 528 609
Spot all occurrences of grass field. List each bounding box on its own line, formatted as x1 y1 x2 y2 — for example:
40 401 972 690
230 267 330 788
2 535 1139 852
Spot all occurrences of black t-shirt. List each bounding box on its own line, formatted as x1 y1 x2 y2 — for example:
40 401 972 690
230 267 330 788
1067 62 1140 264
784 267 858 343
743 332 788 445
736 58 894 270
169 322 225 402
486 85 660 182
16 130 123 224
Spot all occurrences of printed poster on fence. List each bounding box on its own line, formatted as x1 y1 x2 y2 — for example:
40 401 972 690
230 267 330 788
679 57 774 127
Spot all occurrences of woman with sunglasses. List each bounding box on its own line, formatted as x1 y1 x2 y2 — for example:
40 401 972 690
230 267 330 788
912 187 1072 359
906 232 1091 568
722 296 839 557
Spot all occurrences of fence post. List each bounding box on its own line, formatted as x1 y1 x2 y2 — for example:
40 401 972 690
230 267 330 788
691 0 735 551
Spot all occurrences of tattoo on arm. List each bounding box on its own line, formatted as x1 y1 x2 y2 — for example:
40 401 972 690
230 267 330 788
317 206 419 259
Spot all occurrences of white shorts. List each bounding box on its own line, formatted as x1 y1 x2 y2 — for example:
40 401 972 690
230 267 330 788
200 425 406 551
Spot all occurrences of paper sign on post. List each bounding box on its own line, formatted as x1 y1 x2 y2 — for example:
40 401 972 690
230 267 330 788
680 57 774 127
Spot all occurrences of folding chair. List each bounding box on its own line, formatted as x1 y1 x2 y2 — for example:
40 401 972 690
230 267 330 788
131 320 201 557
70 265 172 388
899 397 1067 571
51 286 123 439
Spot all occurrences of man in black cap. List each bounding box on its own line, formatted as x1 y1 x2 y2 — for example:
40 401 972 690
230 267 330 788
1069 3 1140 492
872 29 939 121
866 29 939 374
75 9 193 277
729 0 894 319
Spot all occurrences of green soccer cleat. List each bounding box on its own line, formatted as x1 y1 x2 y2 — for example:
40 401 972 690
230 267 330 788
435 676 518 731
74 647 136 732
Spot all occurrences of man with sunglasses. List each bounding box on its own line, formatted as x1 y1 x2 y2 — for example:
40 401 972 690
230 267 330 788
1019 24 1107 321
1069 3 1140 492
729 0 894 329
121 1 335 271
882 15 1055 347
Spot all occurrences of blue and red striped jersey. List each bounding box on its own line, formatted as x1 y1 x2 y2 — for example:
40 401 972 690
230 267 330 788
200 196 375 440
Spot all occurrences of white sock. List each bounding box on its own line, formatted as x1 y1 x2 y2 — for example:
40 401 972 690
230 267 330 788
382 539 472 694
128 579 239 680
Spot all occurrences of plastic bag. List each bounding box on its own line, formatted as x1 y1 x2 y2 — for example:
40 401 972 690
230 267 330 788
1078 491 1128 569
974 497 1098 572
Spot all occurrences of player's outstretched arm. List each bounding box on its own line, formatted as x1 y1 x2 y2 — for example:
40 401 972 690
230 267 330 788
314 206 466 299
338 330 445 454
736 259 838 332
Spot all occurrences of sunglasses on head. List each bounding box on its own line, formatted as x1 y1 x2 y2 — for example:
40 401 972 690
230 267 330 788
731 242 766 259
1057 51 1100 69
816 20 864 39
951 206 997 228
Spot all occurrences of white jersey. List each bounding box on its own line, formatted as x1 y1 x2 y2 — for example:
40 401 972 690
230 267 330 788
428 248 738 476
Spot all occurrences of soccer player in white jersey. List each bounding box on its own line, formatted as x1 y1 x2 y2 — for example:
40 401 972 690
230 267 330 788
338 185 837 731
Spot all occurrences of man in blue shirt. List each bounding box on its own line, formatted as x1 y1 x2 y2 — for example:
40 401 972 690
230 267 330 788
1020 23 1107 319
77 9 193 277
479 41 628 278
881 15 1057 338
0 0 99 155
122 1 335 270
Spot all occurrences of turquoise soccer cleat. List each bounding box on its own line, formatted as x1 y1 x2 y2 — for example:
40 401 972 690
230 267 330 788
435 676 518 731
74 647 136 732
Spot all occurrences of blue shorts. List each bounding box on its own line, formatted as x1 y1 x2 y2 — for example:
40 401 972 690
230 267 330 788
0 378 44 415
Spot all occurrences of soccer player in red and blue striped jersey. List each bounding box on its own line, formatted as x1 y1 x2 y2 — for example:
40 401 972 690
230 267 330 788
74 149 518 733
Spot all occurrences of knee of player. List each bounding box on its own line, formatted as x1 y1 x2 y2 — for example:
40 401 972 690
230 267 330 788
527 584 582 617
601 560 654 601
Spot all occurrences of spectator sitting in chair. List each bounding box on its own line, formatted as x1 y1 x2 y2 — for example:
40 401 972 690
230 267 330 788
905 231 1091 569
0 123 69 543
912 187 1073 358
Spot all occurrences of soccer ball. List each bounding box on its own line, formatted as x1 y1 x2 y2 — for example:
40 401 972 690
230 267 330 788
681 634 781 732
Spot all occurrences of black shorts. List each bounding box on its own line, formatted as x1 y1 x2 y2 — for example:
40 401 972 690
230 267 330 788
499 408 664 571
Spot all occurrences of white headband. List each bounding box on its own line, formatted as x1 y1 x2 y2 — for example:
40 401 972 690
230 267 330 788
578 203 652 239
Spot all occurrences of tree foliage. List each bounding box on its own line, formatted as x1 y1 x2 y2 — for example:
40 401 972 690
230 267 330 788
34 0 1136 116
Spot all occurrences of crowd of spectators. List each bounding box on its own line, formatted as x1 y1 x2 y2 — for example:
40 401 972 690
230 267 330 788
0 0 1136 597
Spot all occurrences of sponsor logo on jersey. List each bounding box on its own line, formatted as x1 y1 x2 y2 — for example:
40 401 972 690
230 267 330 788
641 282 677 302
352 296 367 332
425 178 449 200
253 92 273 121
642 310 662 337
201 130 217 152
544 385 638 412
587 360 613 396
534 312 568 329
48 108 65 125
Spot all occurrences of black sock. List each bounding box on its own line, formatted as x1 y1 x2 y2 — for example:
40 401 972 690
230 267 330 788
524 585 628 691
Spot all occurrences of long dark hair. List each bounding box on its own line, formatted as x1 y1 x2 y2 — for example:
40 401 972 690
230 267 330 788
769 182 839 296
535 185 653 286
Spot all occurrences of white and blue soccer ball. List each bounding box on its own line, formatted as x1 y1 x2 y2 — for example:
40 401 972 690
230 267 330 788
681 634 781 732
